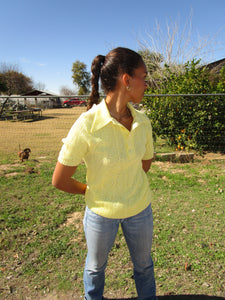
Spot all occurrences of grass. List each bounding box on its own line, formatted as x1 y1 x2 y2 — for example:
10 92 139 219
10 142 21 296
149 161 225 295
0 108 225 299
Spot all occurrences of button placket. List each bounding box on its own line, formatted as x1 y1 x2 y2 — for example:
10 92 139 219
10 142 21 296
126 132 134 158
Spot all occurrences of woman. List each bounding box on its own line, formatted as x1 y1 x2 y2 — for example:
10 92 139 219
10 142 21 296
52 47 156 300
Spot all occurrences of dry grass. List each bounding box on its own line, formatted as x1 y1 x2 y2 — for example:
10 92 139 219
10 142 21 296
0 107 86 161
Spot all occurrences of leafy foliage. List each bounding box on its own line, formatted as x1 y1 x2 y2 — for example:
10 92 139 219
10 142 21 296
144 60 225 152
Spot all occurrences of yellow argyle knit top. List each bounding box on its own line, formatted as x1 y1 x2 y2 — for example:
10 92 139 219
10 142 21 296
58 99 154 219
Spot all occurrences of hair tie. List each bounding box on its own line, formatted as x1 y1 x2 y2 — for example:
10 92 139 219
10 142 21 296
100 55 105 67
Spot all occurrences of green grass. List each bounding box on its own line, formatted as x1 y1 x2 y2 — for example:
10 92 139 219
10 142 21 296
0 152 225 298
149 161 225 295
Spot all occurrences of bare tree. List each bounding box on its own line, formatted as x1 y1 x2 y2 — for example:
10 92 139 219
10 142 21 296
0 62 20 73
138 49 164 89
60 85 77 96
33 81 46 91
137 11 225 88
138 10 224 67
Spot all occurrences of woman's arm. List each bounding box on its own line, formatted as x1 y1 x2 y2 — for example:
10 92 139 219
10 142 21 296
52 161 87 195
142 158 153 173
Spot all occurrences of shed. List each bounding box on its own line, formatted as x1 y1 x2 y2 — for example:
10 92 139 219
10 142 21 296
21 89 61 108
203 58 225 73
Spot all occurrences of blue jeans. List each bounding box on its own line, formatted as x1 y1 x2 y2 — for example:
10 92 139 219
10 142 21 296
83 205 156 300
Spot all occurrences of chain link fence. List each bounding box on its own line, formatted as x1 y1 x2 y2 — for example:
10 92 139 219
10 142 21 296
1 93 225 152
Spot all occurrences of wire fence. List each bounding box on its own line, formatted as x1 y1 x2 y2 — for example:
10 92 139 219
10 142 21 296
1 93 225 102
1 92 225 102
1 93 225 152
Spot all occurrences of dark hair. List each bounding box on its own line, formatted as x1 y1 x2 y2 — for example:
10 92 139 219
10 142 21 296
87 47 144 110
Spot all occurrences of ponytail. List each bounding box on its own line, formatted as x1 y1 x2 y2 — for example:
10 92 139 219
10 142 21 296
87 55 105 110
87 48 143 110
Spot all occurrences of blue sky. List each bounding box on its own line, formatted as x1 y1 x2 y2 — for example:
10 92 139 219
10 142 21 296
1 0 225 94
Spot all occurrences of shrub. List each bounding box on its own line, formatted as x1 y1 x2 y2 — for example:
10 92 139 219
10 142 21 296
144 60 225 152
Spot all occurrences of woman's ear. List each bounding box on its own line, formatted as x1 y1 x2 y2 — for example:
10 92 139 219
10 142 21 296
122 73 130 88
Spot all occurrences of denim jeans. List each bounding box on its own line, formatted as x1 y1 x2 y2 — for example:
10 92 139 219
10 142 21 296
83 204 156 300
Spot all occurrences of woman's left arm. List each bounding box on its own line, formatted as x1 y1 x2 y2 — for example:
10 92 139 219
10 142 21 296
52 161 87 195
142 159 153 173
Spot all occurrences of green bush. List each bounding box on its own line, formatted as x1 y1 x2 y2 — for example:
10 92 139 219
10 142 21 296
144 60 225 152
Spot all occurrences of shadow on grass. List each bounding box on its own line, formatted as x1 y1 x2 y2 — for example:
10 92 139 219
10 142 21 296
104 296 225 300
0 115 55 122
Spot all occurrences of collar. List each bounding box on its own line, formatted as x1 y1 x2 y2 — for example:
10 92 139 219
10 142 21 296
90 99 112 133
90 99 148 133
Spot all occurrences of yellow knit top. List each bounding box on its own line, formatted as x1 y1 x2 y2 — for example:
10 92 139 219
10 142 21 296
58 99 154 218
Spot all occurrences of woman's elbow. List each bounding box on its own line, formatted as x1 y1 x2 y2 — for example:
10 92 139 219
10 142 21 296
52 167 63 190
52 174 60 189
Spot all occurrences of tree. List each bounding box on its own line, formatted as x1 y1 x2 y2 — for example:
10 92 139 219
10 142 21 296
0 64 34 117
138 49 163 74
138 11 222 67
0 63 18 94
137 10 224 92
71 61 90 95
60 85 76 96
0 73 7 93
138 49 164 89
33 81 46 91
1 71 33 95
0 63 33 95
0 62 20 73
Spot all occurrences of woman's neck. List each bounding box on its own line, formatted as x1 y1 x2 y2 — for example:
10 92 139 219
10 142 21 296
105 91 129 115
105 92 133 131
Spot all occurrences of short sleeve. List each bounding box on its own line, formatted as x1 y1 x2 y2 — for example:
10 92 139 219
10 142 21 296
142 119 154 160
58 114 89 166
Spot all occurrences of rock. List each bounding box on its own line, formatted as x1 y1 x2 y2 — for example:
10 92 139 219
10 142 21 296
178 153 194 163
159 153 176 162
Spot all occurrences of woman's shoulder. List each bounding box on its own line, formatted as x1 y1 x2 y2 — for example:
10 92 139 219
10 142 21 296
75 103 99 130
131 104 151 123
82 103 99 119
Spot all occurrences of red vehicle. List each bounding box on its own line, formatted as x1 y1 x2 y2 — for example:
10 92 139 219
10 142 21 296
63 98 86 107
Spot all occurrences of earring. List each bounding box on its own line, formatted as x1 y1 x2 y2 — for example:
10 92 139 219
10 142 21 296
126 86 131 91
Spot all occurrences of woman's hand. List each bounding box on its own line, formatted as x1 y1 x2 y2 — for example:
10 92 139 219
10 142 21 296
52 162 87 195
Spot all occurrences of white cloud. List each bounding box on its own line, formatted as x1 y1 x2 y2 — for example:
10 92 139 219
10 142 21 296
19 57 46 67
36 62 46 67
